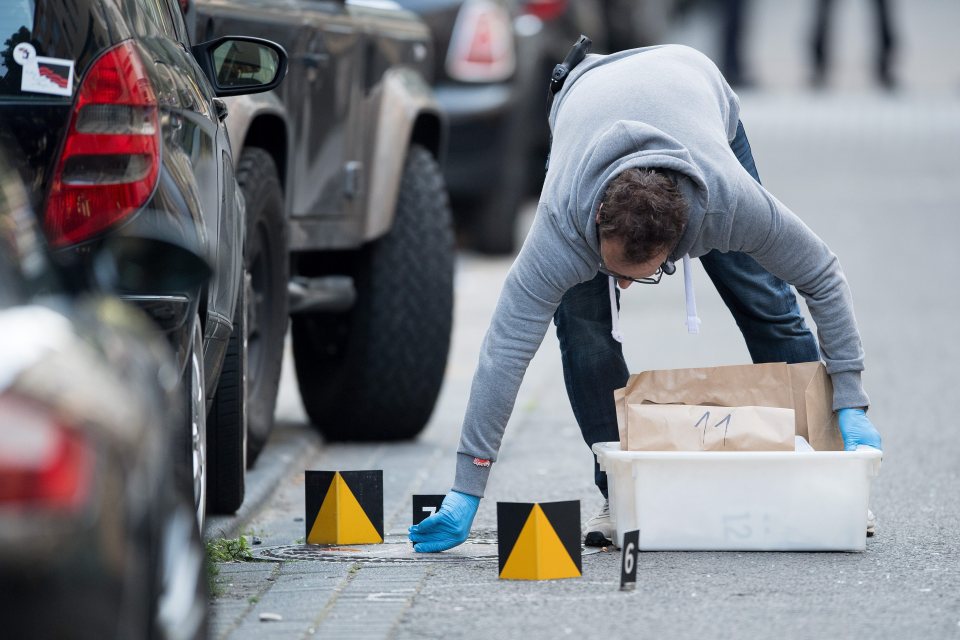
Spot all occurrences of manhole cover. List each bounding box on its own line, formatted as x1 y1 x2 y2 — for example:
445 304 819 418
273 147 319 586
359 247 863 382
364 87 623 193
254 532 603 564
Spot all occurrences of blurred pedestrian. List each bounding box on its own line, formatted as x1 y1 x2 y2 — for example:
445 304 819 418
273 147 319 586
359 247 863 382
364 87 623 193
409 45 882 553
811 0 897 88
721 0 752 87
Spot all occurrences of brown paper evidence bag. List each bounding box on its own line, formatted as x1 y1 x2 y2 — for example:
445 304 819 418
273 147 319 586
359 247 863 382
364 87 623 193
614 362 844 452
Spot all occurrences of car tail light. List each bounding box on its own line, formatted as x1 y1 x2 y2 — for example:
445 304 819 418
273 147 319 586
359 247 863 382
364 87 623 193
0 394 92 510
44 40 160 248
521 0 567 21
446 0 516 83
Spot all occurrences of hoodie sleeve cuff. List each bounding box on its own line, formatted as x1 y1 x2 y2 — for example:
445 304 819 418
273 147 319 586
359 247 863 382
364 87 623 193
830 370 870 411
452 453 491 498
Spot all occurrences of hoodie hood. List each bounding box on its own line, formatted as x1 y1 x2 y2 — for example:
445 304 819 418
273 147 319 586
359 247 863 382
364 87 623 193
543 46 744 262
540 45 747 344
562 119 710 261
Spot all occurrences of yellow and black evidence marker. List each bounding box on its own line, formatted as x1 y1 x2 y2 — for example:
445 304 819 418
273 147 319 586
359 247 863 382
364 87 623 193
305 471 383 545
497 500 581 581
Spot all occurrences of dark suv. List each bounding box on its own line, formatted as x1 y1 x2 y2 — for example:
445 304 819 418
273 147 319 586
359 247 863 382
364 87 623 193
193 0 455 444
400 0 607 255
0 0 285 523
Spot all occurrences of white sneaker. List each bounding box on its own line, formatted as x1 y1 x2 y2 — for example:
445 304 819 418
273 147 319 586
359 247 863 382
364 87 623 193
867 509 876 537
584 500 615 547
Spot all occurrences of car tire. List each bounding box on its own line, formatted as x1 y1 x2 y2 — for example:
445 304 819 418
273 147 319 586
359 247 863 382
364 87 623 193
466 156 526 255
236 147 288 466
206 275 247 514
175 317 207 531
292 144 453 441
462 103 529 256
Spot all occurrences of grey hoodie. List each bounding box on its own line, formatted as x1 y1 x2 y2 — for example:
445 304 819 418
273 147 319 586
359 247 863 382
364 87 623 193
453 45 868 498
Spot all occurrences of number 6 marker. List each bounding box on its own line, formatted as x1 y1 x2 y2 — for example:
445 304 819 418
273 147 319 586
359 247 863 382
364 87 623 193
620 529 640 591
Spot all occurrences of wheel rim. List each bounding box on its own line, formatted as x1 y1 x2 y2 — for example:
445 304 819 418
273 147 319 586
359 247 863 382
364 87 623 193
155 507 206 637
241 269 251 465
190 328 206 531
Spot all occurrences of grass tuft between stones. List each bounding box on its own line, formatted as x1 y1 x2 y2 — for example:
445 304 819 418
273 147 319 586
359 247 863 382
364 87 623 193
206 536 255 563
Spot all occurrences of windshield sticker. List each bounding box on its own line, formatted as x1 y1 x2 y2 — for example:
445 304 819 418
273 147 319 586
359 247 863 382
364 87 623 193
13 43 74 97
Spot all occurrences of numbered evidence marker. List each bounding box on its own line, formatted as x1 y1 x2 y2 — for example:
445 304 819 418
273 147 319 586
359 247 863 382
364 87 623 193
497 501 581 581
620 529 640 591
305 471 383 545
412 495 446 525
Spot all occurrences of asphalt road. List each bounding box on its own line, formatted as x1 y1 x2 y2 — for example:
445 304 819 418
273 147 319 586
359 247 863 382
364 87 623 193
205 3 960 634
204 87 960 640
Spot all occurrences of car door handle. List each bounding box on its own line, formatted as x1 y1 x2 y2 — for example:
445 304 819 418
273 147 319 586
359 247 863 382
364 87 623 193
298 52 330 69
213 97 229 122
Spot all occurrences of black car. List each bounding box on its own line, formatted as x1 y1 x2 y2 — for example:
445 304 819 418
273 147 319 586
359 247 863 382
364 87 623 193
0 148 208 639
401 0 606 255
0 0 286 522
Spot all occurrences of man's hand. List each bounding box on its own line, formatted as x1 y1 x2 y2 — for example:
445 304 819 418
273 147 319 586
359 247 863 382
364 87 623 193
837 408 882 451
408 491 480 553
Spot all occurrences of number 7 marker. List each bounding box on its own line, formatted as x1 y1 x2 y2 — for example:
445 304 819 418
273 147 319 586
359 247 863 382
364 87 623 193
412 494 446 525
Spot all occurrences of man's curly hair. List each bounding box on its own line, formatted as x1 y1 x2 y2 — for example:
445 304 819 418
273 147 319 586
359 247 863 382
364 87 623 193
598 168 688 264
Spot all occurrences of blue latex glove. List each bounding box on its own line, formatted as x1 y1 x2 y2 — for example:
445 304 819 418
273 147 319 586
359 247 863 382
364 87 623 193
837 408 882 451
408 490 480 553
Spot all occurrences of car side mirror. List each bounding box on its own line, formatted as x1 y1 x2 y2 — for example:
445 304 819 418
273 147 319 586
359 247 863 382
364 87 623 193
192 36 288 98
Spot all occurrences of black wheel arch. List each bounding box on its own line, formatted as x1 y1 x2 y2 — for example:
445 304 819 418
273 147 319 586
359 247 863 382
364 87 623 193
240 114 289 193
410 110 446 166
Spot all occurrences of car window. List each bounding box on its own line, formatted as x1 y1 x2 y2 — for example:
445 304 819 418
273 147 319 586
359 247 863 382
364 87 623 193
0 0 41 98
128 0 177 38
163 0 190 46
1 0 114 102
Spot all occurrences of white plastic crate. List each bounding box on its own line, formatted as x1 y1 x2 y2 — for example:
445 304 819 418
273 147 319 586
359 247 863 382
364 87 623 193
593 442 882 552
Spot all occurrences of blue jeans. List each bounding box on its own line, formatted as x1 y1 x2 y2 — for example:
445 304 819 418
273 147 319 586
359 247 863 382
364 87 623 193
553 121 820 498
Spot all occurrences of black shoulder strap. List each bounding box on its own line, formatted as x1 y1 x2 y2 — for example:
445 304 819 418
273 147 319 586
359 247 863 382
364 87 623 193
546 34 593 117
544 35 592 174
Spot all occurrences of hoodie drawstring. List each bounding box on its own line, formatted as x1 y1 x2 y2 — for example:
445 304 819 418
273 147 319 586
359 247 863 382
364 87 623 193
683 254 701 334
608 255 701 342
608 276 624 343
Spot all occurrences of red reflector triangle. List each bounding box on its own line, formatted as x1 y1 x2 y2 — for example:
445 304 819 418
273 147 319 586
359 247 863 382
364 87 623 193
466 15 495 64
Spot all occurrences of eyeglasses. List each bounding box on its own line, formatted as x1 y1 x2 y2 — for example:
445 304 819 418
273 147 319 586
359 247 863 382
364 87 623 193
597 264 663 284
598 258 676 285
595 214 678 284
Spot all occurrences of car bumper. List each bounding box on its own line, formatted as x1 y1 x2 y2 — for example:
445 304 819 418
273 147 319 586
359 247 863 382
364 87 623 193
434 83 517 197
0 507 128 637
